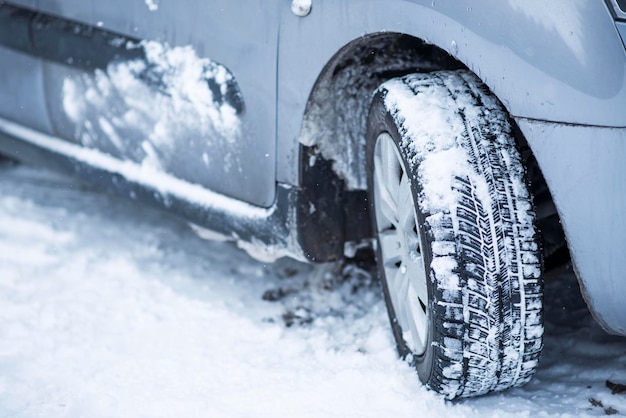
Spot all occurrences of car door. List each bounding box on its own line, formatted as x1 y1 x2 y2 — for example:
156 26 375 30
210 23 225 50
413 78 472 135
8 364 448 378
36 0 279 207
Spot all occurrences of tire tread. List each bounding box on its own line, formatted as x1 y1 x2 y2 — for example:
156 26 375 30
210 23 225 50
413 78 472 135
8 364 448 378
371 70 543 398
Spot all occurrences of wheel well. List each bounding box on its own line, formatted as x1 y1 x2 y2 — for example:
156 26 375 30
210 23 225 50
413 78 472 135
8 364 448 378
511 123 571 273
297 32 569 269
299 33 464 192
297 33 464 261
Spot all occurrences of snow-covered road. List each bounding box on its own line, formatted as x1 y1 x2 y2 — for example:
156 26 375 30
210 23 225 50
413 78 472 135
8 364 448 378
1 163 625 417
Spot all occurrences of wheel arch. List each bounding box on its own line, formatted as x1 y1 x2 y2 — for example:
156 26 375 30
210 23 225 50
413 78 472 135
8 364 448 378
296 32 568 276
295 33 466 261
299 32 465 191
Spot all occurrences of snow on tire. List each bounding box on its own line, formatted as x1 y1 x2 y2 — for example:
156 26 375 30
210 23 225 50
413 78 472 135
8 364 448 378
366 70 543 399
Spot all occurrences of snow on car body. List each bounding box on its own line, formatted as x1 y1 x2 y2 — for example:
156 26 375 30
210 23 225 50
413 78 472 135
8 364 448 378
0 0 624 398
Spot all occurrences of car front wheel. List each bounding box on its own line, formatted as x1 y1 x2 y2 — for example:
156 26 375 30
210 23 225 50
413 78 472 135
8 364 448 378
366 70 543 399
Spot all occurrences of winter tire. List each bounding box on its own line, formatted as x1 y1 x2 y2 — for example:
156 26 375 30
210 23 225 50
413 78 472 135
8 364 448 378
366 70 543 399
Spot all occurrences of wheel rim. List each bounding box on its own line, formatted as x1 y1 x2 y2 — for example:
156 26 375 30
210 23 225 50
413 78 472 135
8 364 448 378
373 133 429 356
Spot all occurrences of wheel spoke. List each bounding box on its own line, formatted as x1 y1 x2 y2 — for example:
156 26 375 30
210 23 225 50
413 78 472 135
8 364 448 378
407 292 428 352
397 173 415 231
379 229 402 267
374 166 399 227
390 266 409 304
389 267 410 328
399 277 428 354
406 255 428 307
380 139 401 210
374 181 398 227
381 137 401 187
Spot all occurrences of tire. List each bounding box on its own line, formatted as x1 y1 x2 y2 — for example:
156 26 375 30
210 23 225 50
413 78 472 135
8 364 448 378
366 70 543 399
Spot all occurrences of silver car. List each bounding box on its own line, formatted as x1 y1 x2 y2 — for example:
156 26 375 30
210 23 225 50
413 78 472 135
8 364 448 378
0 0 624 399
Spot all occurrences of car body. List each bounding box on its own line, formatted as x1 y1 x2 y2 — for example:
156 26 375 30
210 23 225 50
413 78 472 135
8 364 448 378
0 0 625 395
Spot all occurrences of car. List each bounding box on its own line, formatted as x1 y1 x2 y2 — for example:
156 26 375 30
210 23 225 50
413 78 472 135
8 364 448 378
0 0 625 399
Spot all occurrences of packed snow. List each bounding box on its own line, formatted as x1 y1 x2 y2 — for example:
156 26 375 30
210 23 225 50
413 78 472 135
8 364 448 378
0 162 625 417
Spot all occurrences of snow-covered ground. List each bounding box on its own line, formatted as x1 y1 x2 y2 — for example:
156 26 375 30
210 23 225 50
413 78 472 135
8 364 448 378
0 162 625 417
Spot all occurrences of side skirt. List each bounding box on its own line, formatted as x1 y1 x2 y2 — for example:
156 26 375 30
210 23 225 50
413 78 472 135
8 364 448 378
0 116 302 260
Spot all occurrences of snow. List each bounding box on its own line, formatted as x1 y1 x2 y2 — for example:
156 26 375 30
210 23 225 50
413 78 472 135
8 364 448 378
0 113 300 263
236 238 294 264
1 163 625 417
145 0 159 12
62 40 242 183
380 75 492 213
